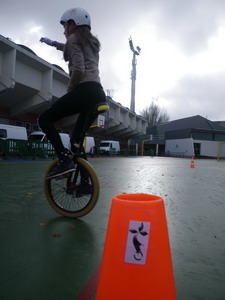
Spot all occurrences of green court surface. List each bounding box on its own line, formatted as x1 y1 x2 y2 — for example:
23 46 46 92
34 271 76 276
0 157 225 300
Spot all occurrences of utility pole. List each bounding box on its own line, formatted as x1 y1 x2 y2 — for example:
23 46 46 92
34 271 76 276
129 36 141 112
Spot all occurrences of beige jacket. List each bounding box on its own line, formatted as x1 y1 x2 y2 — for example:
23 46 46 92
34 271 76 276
56 33 101 91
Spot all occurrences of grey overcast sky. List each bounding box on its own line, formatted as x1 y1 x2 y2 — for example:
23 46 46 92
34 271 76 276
1 0 225 121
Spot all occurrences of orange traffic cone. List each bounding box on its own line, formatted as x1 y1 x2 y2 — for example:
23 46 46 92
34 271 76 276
96 193 177 300
189 157 195 168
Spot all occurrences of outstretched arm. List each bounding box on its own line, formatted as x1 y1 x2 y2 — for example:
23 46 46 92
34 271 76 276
40 37 64 51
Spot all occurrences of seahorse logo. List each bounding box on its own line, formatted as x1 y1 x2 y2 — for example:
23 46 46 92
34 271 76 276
129 222 148 261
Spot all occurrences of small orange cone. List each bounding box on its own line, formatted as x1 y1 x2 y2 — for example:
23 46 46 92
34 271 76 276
189 157 195 168
96 194 177 300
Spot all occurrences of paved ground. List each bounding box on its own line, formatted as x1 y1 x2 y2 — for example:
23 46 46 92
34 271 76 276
0 157 225 300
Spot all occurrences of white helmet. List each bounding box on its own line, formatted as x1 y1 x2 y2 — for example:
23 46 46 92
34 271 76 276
60 7 91 28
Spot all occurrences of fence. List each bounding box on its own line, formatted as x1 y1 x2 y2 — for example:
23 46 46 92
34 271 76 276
0 139 55 158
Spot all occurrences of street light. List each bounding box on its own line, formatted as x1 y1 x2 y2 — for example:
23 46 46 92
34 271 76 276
129 36 141 112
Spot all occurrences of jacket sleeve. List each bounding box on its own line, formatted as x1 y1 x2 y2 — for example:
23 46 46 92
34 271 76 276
56 42 65 51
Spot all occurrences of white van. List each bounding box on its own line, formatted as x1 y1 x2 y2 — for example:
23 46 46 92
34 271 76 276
29 131 95 154
29 131 70 149
0 124 28 140
99 140 120 155
84 136 95 156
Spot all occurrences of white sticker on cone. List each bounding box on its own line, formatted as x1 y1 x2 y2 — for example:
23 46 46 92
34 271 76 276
125 221 150 265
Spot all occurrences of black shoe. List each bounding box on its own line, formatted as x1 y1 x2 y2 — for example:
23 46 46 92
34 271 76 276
46 159 75 179
76 182 92 196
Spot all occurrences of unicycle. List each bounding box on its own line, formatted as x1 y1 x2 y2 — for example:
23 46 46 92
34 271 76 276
44 102 109 218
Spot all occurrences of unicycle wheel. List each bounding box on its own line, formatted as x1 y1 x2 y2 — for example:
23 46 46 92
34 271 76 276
44 157 99 218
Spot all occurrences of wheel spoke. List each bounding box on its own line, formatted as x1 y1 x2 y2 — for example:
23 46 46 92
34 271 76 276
44 157 99 218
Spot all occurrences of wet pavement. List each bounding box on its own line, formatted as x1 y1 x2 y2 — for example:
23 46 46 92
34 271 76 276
0 157 225 300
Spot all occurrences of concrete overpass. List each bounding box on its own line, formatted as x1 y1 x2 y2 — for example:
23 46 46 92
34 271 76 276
0 35 148 139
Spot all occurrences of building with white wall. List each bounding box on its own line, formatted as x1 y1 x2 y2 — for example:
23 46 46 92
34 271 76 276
141 115 225 158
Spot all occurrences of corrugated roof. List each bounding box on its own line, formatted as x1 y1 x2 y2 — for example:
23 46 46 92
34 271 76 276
215 121 225 128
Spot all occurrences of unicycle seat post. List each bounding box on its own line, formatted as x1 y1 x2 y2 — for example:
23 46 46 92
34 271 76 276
72 102 109 155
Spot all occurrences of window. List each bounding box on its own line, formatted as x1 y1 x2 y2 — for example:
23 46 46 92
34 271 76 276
215 134 225 141
0 118 9 124
25 123 31 131
32 124 39 131
15 121 24 127
0 129 7 138
192 132 213 140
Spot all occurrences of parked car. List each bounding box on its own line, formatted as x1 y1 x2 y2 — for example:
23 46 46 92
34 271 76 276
0 124 28 140
99 140 120 155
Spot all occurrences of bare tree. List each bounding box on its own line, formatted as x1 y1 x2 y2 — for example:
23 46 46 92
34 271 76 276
140 100 169 126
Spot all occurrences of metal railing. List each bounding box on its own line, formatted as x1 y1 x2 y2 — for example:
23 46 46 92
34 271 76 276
0 139 55 158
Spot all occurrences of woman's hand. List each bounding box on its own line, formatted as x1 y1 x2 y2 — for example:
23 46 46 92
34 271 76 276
40 37 57 47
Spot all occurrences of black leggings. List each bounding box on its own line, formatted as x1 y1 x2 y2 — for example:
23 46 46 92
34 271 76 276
38 82 106 156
